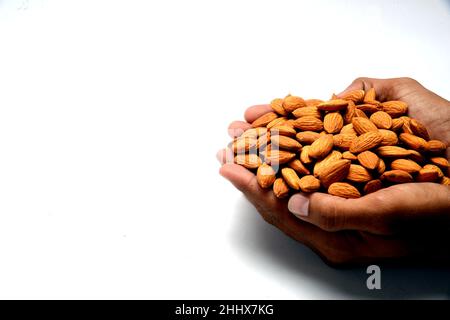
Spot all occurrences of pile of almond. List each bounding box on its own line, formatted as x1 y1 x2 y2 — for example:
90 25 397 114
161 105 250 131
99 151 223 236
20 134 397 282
230 89 449 198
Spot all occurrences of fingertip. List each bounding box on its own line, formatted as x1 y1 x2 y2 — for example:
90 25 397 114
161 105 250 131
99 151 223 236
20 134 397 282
216 148 234 164
219 163 256 193
288 193 310 218
244 104 272 123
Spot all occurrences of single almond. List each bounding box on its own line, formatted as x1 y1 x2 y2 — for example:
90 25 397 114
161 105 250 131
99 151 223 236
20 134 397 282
264 150 296 165
270 98 287 116
232 136 257 153
256 163 276 188
292 106 321 118
399 133 427 151
317 99 349 111
363 179 383 195
347 164 372 183
296 131 321 144
271 135 302 151
266 117 287 129
298 175 321 193
352 117 378 135
377 158 386 175
342 151 358 161
344 101 356 124
430 157 449 169
376 146 411 158
381 170 413 183
410 119 430 140
241 127 267 138
357 151 380 170
270 125 297 137
333 133 357 151
355 109 369 119
309 134 334 159
426 140 447 153
293 116 323 131
283 95 306 113
251 112 278 128
357 103 380 114
416 168 439 182
317 159 351 188
234 154 262 169
300 145 313 164
381 101 408 117
340 123 357 135
328 182 361 198
305 99 324 107
341 89 365 103
273 178 290 198
363 88 376 103
423 164 444 179
391 118 404 131
349 131 383 154
288 159 310 175
370 111 392 129
378 129 398 146
390 159 422 173
324 112 344 134
408 149 425 163
313 150 342 177
401 116 414 135
281 168 301 190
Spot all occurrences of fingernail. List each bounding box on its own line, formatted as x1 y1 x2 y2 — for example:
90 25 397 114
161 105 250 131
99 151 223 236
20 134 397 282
288 194 310 217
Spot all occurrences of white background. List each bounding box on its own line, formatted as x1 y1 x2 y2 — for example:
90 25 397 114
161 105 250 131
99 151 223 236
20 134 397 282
0 0 449 299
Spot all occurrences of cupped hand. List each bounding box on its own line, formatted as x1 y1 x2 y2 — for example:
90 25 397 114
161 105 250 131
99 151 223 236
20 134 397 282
218 77 450 266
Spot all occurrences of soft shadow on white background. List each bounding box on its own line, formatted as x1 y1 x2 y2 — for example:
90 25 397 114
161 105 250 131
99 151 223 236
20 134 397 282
229 197 450 299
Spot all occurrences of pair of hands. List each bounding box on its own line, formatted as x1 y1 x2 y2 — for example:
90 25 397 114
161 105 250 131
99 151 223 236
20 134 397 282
218 77 450 266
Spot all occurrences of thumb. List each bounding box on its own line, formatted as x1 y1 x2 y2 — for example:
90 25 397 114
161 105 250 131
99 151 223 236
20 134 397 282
288 183 450 235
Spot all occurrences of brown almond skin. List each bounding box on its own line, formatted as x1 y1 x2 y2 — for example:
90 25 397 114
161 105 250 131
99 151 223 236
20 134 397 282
377 158 386 175
349 131 383 154
313 150 342 177
270 98 287 116
352 117 379 135
357 103 380 114
347 164 372 183
271 135 302 151
317 159 351 188
364 179 383 195
426 140 447 153
292 106 321 118
293 116 324 131
381 170 413 183
283 96 306 113
391 159 422 173
423 164 444 179
416 168 439 182
357 151 380 170
341 89 365 103
410 119 430 140
370 111 393 129
256 163 276 188
281 167 301 190
270 125 297 137
381 101 408 117
344 101 356 124
378 129 398 146
364 88 376 102
300 145 313 164
265 150 296 165
376 146 411 158
399 133 428 151
273 178 290 198
430 157 449 169
251 112 278 128
309 134 334 159
341 123 357 135
234 154 262 169
391 118 404 131
328 182 361 198
317 99 349 111
298 175 321 192
266 117 287 129
342 151 358 161
333 134 357 151
324 112 344 134
296 131 321 144
288 159 310 175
